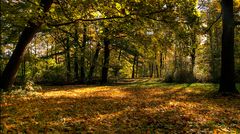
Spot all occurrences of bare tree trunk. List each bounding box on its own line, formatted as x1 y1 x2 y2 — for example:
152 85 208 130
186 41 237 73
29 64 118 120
136 56 139 78
101 28 110 83
21 57 26 84
66 37 71 82
74 29 79 80
219 0 238 94
132 55 137 79
80 25 87 83
0 0 55 90
159 52 163 77
88 43 101 81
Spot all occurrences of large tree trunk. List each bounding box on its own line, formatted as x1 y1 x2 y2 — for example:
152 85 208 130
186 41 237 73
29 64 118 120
88 43 101 81
101 30 110 84
21 57 26 84
0 0 53 91
219 0 238 94
80 25 87 83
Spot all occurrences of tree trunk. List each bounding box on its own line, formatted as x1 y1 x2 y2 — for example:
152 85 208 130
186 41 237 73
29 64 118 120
136 56 139 78
0 45 3 78
0 24 40 90
159 52 163 77
101 29 110 84
66 37 71 82
0 0 53 91
149 62 154 78
209 29 216 82
88 43 101 81
190 33 196 81
74 29 79 80
80 25 87 83
132 55 137 79
21 57 26 84
219 0 238 94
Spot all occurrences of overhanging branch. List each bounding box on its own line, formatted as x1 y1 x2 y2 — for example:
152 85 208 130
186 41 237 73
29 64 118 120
47 16 127 27
47 8 172 27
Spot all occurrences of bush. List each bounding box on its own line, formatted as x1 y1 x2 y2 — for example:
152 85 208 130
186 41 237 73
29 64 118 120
163 72 174 83
37 65 68 85
173 69 195 83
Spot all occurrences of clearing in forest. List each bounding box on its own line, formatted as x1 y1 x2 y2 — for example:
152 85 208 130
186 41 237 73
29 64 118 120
1 79 240 133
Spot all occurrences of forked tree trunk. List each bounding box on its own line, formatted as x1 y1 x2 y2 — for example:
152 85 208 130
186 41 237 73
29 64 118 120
219 0 238 94
88 43 101 81
0 0 53 91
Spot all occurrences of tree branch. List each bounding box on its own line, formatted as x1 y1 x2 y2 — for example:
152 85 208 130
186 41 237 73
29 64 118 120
205 13 222 33
47 8 172 27
47 16 127 27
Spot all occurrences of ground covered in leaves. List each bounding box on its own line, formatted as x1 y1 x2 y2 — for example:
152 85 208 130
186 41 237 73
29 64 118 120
1 79 240 133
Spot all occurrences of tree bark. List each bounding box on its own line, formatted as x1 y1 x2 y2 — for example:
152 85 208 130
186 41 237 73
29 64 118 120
0 0 53 90
132 55 137 79
66 37 71 82
88 43 101 81
136 56 139 78
219 0 238 94
101 29 110 84
0 25 40 90
21 57 26 84
159 52 163 77
74 29 79 80
80 25 87 83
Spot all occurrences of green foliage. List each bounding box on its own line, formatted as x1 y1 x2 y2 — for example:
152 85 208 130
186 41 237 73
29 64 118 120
39 65 68 85
1 0 239 87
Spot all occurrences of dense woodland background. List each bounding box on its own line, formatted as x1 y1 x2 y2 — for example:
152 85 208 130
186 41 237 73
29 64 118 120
0 0 240 92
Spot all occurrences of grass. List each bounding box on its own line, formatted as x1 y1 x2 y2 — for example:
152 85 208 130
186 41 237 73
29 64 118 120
1 79 240 133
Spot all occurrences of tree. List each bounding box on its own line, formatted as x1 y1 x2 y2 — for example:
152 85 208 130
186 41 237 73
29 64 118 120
0 0 53 90
101 28 110 83
219 0 238 94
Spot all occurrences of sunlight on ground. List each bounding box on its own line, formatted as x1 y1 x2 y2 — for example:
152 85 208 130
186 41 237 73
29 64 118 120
1 82 240 133
42 86 129 98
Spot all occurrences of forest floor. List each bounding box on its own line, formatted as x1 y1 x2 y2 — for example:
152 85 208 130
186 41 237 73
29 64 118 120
1 79 240 133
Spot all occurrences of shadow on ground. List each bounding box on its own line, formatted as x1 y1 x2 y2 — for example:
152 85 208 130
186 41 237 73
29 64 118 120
1 81 240 133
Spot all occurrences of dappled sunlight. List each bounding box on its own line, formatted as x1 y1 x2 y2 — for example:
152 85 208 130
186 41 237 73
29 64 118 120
1 83 240 133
